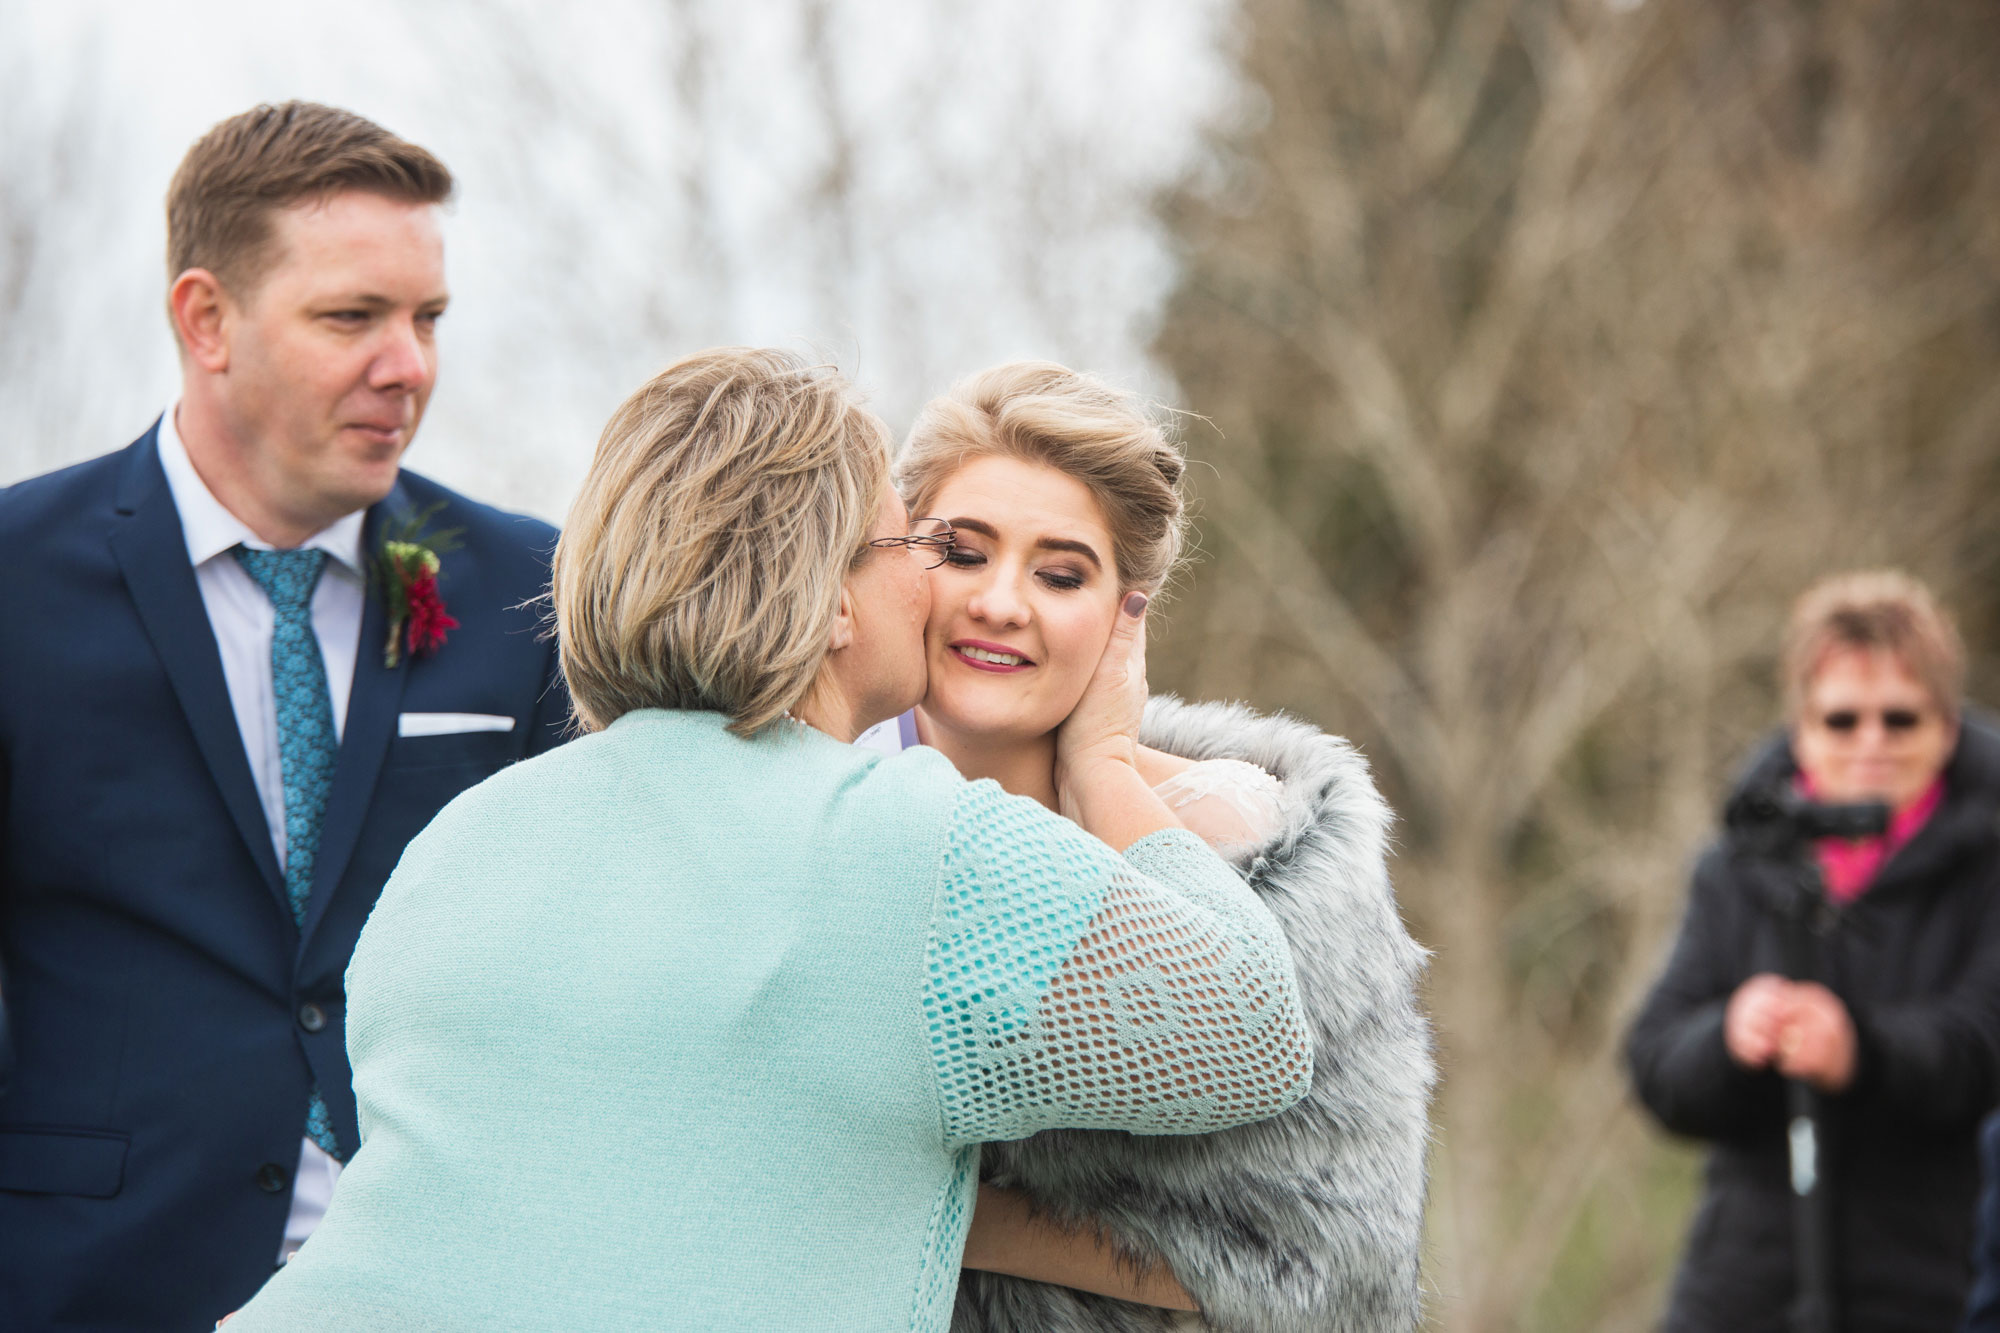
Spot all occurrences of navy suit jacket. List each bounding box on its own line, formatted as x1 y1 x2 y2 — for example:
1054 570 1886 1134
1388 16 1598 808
1970 1113 2000 1331
0 423 569 1330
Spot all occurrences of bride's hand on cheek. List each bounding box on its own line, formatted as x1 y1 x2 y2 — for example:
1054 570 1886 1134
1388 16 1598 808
1054 592 1150 797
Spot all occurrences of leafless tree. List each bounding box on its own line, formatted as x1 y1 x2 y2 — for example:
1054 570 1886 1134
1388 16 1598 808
3 0 1229 503
1153 2 2000 1327
0 18 156 483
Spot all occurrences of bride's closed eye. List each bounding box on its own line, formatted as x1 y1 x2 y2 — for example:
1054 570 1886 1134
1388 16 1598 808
942 547 1088 593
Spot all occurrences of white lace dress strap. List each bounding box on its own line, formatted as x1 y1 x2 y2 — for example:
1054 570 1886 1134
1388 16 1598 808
1152 758 1285 858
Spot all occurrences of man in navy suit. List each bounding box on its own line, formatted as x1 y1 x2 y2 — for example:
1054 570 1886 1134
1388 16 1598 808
1971 1112 2000 1330
0 102 569 1330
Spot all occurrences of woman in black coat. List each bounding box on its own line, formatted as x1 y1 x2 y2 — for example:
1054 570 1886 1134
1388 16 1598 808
1626 572 2000 1333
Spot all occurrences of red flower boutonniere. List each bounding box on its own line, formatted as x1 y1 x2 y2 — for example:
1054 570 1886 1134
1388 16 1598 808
374 503 464 668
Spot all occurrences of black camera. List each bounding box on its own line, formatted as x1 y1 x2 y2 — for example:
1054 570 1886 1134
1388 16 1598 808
1727 786 1891 860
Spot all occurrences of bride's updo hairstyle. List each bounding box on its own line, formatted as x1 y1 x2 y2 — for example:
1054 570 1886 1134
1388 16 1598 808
554 347 892 737
896 361 1188 594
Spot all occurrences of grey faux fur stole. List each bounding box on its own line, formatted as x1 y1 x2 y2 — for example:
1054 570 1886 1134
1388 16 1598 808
952 696 1434 1333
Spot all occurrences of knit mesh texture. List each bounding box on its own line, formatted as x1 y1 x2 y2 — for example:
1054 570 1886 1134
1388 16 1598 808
924 780 1314 1148
909 1149 976 1333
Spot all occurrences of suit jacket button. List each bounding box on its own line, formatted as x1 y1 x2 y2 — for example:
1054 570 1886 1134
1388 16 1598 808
256 1162 290 1193
298 1003 327 1033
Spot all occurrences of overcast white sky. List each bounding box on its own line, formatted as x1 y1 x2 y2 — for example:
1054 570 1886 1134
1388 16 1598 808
1 0 1241 519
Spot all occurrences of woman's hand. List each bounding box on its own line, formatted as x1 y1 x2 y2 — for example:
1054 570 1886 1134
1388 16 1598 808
1773 981 1858 1093
1050 593 1189 850
1054 592 1151 811
1724 974 1857 1091
1724 973 1790 1070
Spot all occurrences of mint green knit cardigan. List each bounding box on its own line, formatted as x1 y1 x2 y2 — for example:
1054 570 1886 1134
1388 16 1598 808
231 709 1312 1332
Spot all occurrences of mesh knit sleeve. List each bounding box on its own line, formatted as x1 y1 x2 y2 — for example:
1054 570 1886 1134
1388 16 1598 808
923 779 1314 1148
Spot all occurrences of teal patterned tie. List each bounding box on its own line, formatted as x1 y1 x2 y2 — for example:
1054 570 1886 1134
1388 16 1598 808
233 545 344 1161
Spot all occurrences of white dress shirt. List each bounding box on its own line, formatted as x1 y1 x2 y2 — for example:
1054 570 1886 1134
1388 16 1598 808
154 407 359 1260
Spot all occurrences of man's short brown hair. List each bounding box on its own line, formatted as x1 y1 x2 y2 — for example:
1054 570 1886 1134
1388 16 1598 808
165 101 453 300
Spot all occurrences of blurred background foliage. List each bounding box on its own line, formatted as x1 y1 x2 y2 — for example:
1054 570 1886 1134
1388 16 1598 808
1148 1 2000 1327
5 0 1999 1328
0 0 1235 499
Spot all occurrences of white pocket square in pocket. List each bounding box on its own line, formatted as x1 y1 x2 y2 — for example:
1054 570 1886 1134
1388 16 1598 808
398 712 517 737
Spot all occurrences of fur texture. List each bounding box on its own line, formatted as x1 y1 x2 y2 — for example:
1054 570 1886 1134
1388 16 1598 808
953 696 1434 1333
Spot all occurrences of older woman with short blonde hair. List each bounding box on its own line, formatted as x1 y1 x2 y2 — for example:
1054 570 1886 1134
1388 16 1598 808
1629 570 2000 1333
557 348 894 736
226 347 1315 1332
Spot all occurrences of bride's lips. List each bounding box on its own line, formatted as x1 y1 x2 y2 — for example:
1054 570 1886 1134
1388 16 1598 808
949 638 1035 673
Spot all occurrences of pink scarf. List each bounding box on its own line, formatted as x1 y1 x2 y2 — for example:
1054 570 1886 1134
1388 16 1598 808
1802 776 1946 904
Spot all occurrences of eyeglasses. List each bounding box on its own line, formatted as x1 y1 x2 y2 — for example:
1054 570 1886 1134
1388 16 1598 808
1817 708 1926 734
867 517 956 569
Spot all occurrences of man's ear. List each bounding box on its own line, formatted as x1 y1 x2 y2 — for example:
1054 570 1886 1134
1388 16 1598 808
170 269 233 373
828 579 857 653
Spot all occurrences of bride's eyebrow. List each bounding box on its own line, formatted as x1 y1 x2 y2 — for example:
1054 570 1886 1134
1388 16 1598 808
1034 538 1101 570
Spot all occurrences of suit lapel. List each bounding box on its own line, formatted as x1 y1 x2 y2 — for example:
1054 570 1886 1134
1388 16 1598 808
299 488 411 945
107 426 287 907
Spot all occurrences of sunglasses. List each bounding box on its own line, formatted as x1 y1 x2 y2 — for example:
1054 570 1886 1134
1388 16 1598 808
1818 708 1925 734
